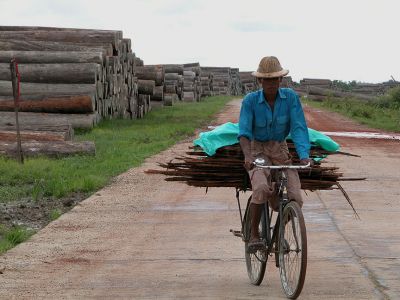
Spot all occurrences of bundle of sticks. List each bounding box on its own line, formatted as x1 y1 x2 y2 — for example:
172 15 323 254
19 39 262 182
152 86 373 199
146 142 365 192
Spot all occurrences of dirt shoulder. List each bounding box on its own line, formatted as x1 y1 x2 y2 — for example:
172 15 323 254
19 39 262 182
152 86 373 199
0 99 398 299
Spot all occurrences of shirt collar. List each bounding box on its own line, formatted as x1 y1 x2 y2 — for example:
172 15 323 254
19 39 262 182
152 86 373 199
257 88 286 104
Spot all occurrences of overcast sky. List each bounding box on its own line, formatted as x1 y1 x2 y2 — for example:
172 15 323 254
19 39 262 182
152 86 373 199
0 0 399 83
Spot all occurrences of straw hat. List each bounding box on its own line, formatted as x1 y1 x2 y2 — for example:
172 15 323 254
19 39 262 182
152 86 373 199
252 56 289 78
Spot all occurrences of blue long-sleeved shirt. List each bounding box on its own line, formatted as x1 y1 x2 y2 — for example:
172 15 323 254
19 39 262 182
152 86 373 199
238 88 310 160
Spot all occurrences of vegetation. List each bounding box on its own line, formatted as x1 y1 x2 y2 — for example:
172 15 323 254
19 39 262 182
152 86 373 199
332 80 358 91
303 86 400 132
0 96 235 203
49 209 62 221
0 225 35 254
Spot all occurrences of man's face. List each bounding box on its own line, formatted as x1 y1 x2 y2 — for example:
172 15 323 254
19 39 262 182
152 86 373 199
259 77 281 92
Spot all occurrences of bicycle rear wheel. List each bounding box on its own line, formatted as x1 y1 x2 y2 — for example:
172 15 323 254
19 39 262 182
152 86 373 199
244 202 267 285
278 201 307 299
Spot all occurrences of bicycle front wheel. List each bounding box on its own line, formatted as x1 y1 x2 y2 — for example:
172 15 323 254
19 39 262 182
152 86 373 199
278 201 307 299
244 202 267 285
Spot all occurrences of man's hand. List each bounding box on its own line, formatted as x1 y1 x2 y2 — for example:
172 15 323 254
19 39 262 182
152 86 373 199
240 137 254 171
299 158 314 167
244 156 254 171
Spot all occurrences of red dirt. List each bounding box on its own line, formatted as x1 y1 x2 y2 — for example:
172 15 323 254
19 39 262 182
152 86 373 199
304 104 400 150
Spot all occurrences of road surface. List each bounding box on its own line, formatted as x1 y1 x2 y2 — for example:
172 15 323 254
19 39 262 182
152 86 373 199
0 99 399 299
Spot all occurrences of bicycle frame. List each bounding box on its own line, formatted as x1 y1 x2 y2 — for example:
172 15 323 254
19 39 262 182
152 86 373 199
234 162 310 263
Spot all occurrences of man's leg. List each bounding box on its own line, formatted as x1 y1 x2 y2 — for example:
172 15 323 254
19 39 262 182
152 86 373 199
270 141 304 207
247 167 274 248
286 170 303 207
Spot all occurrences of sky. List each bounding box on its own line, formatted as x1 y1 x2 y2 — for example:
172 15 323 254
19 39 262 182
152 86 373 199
0 0 399 83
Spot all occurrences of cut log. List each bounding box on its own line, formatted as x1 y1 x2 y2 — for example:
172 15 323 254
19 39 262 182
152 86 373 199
164 93 178 106
0 26 122 37
164 73 180 81
0 141 96 158
0 81 98 97
137 79 155 95
307 86 377 101
0 123 73 140
0 111 100 129
0 95 95 113
0 51 103 64
0 40 113 57
0 31 120 48
163 64 184 74
300 78 332 86
182 92 195 102
165 84 177 94
0 63 101 83
151 85 164 101
0 130 69 142
134 66 164 85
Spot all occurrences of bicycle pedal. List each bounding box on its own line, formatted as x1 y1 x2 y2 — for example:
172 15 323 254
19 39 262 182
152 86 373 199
229 229 243 238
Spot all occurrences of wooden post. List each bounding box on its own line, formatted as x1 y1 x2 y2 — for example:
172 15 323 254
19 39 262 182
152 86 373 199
10 58 23 163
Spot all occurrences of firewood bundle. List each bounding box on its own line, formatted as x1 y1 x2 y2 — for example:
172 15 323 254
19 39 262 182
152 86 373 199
146 142 364 191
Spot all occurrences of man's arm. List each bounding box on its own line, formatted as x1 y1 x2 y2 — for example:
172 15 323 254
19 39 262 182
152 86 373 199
238 96 254 170
240 136 254 171
289 92 312 165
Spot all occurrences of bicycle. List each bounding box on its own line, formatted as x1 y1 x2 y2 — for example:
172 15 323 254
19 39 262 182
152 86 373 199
230 158 311 299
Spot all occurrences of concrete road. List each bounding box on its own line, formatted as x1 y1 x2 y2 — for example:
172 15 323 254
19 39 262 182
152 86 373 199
0 99 398 299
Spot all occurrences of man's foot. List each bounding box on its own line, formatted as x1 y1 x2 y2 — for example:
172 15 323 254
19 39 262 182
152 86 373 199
248 203 264 253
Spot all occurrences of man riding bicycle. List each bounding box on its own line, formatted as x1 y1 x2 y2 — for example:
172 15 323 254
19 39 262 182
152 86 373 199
238 56 312 251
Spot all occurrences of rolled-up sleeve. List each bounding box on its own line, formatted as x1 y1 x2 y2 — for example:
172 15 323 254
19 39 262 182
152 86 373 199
289 93 310 160
238 97 253 140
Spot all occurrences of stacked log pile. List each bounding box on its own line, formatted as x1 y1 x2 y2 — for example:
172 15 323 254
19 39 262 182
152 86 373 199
0 26 149 158
0 112 95 158
182 70 197 102
0 26 150 126
140 64 164 108
281 76 294 88
295 78 397 101
202 67 232 95
183 63 202 102
230 68 242 95
199 69 213 97
350 83 385 95
146 143 364 191
239 71 257 94
305 86 377 101
163 64 183 106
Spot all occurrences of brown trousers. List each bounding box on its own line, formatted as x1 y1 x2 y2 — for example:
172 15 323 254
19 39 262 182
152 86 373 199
248 140 303 210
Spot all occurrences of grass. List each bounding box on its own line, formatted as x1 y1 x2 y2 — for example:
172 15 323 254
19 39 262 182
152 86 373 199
0 96 236 203
0 225 35 254
49 209 62 221
302 87 400 132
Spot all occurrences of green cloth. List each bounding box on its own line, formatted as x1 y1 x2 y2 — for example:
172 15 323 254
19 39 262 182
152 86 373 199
288 128 340 152
193 122 340 156
194 122 240 156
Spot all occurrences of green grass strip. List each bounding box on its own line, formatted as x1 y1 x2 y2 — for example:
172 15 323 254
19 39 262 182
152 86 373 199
303 96 400 132
0 225 35 254
0 96 236 203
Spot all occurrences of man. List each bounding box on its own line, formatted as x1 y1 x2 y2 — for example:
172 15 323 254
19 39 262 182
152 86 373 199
238 56 312 250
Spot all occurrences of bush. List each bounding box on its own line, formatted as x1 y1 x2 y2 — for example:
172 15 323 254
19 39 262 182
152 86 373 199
377 86 400 109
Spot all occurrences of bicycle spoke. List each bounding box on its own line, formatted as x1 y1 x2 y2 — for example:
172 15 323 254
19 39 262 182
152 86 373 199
279 202 307 298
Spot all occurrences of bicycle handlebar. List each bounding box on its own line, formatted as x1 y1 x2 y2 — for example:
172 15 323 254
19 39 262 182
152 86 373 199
253 158 311 170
